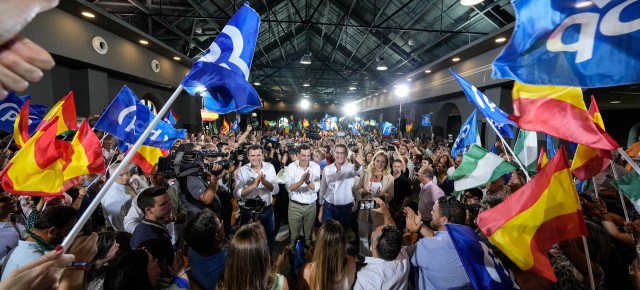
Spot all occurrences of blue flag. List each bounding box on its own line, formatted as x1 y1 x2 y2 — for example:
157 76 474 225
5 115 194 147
94 86 186 150
382 122 395 136
294 240 306 273
492 0 640 88
19 95 49 116
0 92 43 135
446 224 520 289
546 134 556 159
117 140 131 154
164 109 177 126
452 110 479 160
181 3 262 114
490 143 497 154
450 69 516 138
421 114 431 126
231 119 239 133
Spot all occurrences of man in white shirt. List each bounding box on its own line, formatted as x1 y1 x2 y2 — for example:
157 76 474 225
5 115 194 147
285 144 320 252
101 163 133 231
234 144 279 251
318 144 364 228
102 137 115 160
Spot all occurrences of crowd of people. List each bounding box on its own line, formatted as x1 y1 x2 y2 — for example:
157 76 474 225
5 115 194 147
1 122 640 290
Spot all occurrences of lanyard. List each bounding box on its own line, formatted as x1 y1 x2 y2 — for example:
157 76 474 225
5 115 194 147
24 229 55 252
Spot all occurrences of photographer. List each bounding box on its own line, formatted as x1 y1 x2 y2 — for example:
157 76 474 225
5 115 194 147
175 143 226 219
234 144 279 252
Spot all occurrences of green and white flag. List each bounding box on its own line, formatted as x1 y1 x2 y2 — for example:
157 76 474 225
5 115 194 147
612 171 640 213
450 144 517 191
513 129 537 175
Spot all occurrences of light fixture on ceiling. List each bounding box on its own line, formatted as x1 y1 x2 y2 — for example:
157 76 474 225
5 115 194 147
300 53 312 65
253 81 261 86
301 99 310 109
452 57 460 62
425 70 431 73
82 11 95 18
173 56 181 61
395 85 409 98
349 86 356 90
303 80 311 87
406 78 412 81
344 102 357 116
195 26 203 33
575 1 593 8
139 40 149 45
408 38 414 46
495 37 507 43
460 0 484 6
610 97 622 104
376 57 388 71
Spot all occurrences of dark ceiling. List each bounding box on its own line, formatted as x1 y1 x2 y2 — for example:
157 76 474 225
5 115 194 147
61 0 516 104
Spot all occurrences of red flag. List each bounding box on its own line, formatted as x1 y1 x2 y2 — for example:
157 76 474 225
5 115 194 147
221 118 230 134
570 96 613 180
13 100 31 149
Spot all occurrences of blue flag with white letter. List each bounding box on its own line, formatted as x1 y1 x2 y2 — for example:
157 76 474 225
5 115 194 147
0 92 43 135
231 119 239 133
421 114 431 126
164 109 177 126
446 224 520 290
452 110 479 160
94 86 186 150
181 3 262 114
450 69 515 138
382 122 396 136
492 0 640 87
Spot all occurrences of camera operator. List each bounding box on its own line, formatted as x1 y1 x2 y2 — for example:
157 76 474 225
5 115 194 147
233 144 279 252
176 143 226 219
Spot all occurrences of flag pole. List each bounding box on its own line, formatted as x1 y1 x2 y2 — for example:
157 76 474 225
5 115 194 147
485 119 531 181
617 148 640 176
610 159 631 222
61 85 185 250
4 139 12 150
592 177 599 199
581 236 596 290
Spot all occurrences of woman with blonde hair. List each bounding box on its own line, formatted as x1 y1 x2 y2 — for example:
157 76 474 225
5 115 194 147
299 220 355 290
216 223 288 290
353 151 394 256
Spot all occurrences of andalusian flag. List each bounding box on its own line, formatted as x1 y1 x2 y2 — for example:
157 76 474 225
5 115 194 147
35 92 77 135
303 118 310 128
612 171 640 213
450 145 517 191
513 129 537 175
264 120 276 128
200 109 219 121
13 100 31 149
571 96 613 180
62 119 106 191
128 145 169 174
221 118 230 134
511 83 619 150
477 146 587 282
1 117 74 196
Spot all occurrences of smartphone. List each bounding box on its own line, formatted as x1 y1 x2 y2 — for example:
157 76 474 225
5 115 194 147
387 145 395 151
359 199 375 210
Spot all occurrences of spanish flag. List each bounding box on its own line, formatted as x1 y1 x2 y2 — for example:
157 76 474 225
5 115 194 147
200 109 219 121
290 114 294 121
13 100 31 149
537 147 548 172
477 146 588 282
303 118 310 128
62 119 107 191
570 96 613 180
511 83 619 150
128 145 168 174
36 92 78 135
405 121 413 132
1 117 74 197
221 118 230 134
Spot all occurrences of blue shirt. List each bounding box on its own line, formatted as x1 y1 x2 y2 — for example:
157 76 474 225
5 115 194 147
188 248 227 290
410 231 472 290
1 241 44 280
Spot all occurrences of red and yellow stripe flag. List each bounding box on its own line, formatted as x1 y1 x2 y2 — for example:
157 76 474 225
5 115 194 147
477 146 587 282
303 118 310 128
200 109 219 121
1 117 74 197
537 147 548 173
571 95 613 180
13 100 31 149
128 145 168 174
36 92 78 135
511 83 619 150
62 119 107 192
220 118 230 134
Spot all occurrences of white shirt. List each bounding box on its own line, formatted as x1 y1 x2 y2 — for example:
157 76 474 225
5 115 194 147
353 248 410 290
285 160 321 204
234 162 279 204
102 148 115 159
319 162 362 206
123 194 176 245
101 183 131 231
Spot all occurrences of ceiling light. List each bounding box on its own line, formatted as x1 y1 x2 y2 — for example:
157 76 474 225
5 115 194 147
383 90 387 93
575 1 593 8
195 26 203 33
452 57 461 62
406 78 412 81
303 80 311 87
460 0 484 6
393 85 397 88
82 11 95 18
376 57 388 71
395 85 409 97
253 81 261 86
609 100 621 104
495 37 507 43
344 103 357 116
325 101 328 103
425 70 431 73
300 53 312 65
349 86 356 90
301 99 310 109
173 56 181 61
408 38 414 46
139 40 149 45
